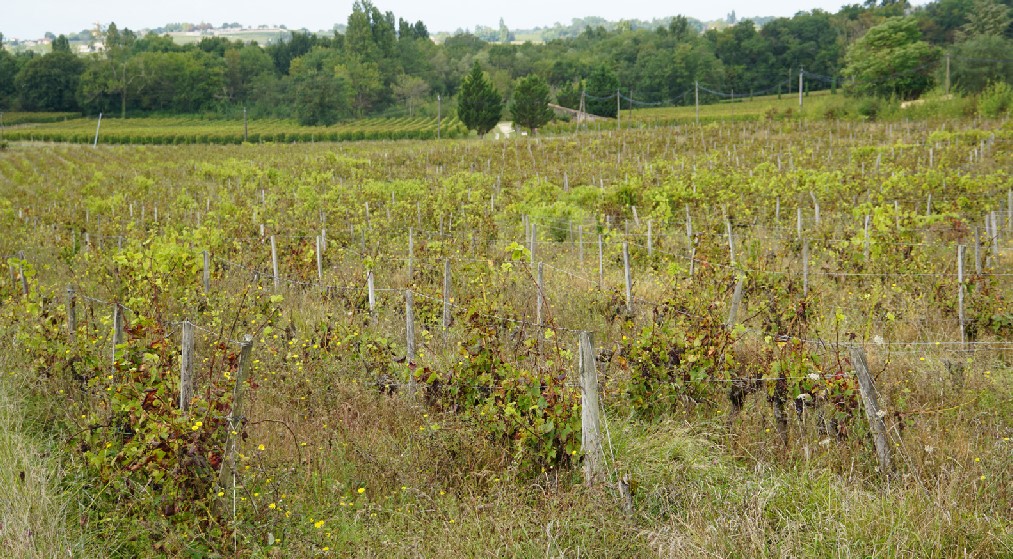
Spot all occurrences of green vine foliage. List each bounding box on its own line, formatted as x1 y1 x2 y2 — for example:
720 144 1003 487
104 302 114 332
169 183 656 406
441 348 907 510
420 311 581 476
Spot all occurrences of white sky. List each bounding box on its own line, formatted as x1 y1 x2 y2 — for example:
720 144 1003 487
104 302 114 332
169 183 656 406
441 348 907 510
3 0 933 40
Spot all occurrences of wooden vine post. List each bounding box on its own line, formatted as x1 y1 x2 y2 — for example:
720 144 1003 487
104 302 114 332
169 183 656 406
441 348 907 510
647 220 653 257
367 270 376 318
111 303 125 373
957 245 966 345
218 335 255 494
180 321 195 412
316 236 323 281
579 331 604 485
405 290 417 396
66 286 76 342
850 346 892 478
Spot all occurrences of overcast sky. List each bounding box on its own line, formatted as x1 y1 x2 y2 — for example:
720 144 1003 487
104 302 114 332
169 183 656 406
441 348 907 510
4 0 932 40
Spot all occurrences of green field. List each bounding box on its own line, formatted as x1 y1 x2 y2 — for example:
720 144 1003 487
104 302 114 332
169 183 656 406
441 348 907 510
1 115 1011 557
549 89 976 131
2 114 468 144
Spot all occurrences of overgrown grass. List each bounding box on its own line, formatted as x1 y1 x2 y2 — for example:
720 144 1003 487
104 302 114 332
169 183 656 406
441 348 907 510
0 336 69 558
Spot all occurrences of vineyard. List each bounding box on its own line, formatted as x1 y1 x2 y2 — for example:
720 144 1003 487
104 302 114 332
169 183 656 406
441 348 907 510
1 118 1011 557
0 114 468 145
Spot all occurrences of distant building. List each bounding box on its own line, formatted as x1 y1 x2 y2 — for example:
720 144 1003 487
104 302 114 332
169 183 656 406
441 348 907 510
77 42 105 54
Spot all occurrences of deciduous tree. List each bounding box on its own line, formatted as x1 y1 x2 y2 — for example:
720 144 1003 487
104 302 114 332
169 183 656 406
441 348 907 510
843 17 941 99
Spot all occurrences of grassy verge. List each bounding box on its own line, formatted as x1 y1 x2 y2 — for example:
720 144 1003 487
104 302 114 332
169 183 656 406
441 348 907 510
0 337 69 558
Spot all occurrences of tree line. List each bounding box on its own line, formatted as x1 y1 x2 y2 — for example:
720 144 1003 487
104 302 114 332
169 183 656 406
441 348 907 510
0 0 1010 127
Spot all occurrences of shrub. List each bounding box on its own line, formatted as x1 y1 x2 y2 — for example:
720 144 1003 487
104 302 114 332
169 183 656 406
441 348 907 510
856 98 882 121
978 81 1013 118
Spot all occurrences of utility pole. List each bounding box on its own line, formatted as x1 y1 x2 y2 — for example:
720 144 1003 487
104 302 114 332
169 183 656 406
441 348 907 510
694 80 699 125
243 106 248 142
93 113 102 147
945 54 951 96
437 94 442 139
798 67 804 110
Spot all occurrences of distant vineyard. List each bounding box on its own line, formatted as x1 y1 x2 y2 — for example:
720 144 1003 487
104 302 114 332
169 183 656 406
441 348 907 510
1 115 469 144
0 111 82 126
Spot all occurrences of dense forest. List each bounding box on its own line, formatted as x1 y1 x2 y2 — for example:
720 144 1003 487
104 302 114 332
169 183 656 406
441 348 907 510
1 0 1011 124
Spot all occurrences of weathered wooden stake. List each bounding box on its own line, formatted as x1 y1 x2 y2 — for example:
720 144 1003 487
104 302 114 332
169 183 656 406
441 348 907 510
112 303 125 372
863 215 871 263
957 245 966 345
405 290 417 395
796 207 803 239
316 236 323 281
367 270 376 316
218 335 255 492
180 321 195 411
579 331 604 485
203 251 210 293
850 346 892 478
647 220 653 257
66 286 76 341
